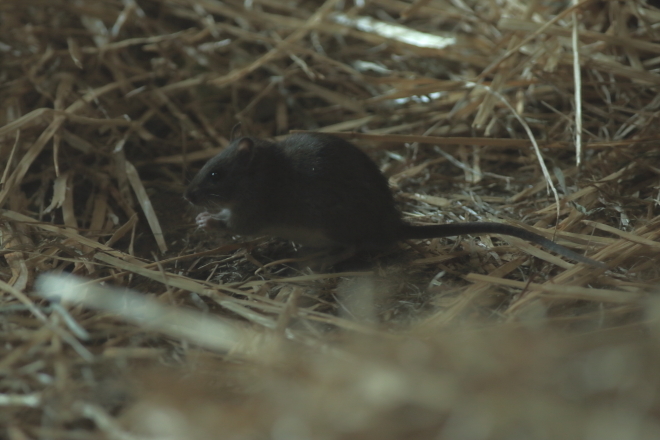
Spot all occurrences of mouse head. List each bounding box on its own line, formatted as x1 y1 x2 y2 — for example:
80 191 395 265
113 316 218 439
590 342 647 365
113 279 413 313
184 137 261 209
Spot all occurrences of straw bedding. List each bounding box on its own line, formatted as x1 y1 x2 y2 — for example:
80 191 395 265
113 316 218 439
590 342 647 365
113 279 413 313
1 0 660 438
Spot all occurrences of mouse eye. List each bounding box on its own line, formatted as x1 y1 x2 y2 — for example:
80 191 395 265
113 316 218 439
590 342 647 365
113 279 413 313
208 170 223 182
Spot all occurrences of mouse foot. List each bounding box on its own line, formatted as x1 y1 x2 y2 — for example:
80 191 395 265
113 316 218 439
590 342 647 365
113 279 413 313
196 210 229 229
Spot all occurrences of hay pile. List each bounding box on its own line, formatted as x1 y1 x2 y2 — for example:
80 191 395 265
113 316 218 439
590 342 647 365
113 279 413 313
1 0 660 438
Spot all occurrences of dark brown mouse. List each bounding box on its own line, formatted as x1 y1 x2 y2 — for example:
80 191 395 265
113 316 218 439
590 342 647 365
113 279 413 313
184 133 605 268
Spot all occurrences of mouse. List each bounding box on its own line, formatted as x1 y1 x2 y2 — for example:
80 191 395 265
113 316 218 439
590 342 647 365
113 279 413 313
184 132 605 268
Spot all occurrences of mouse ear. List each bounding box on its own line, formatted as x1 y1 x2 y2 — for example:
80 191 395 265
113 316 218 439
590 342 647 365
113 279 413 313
235 137 256 164
230 123 243 141
237 137 253 152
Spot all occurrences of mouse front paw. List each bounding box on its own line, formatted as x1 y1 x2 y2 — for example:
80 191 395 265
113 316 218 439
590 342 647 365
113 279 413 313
195 210 229 229
195 212 214 229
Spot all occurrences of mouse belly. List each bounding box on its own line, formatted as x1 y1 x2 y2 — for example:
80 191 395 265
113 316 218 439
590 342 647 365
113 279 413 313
198 209 336 247
261 225 336 247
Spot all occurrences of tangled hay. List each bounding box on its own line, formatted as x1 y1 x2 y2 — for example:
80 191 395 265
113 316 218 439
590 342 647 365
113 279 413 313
1 0 660 438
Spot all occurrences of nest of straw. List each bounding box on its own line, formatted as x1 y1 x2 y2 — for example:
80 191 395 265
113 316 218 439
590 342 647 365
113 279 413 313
1 0 660 438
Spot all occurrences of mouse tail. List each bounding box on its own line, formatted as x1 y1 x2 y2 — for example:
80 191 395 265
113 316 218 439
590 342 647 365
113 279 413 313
399 222 606 268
